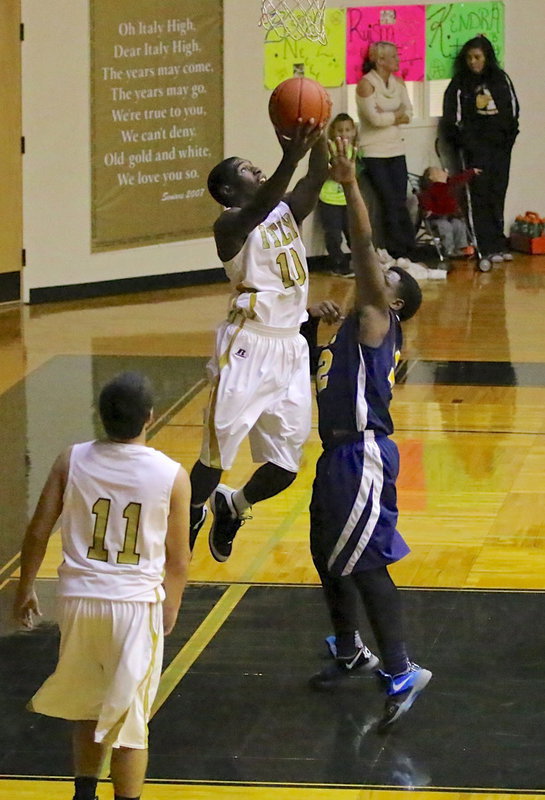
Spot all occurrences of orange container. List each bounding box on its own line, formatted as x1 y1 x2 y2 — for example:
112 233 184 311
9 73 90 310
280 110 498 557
510 233 545 254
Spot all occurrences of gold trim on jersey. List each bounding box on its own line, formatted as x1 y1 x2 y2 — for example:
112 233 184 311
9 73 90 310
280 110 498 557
205 380 221 469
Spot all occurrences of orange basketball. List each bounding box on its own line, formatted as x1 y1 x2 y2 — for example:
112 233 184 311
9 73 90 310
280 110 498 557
268 77 332 138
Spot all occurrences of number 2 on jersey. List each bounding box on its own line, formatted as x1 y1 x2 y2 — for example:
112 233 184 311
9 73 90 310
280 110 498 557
87 498 142 565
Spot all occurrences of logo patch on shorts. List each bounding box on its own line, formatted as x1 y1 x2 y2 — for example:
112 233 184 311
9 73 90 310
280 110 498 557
234 348 248 359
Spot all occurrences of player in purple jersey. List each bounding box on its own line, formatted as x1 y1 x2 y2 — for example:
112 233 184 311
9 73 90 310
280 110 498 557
308 138 431 732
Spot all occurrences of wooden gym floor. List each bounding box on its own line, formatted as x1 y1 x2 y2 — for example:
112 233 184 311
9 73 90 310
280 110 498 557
2 254 545 800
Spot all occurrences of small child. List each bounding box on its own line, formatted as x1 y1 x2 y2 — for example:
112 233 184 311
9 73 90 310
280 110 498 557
318 113 359 278
419 166 481 258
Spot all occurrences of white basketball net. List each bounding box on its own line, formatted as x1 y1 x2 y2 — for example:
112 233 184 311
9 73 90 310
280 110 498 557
260 0 327 44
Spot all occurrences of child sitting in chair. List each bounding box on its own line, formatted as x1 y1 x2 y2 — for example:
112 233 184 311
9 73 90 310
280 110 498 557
419 166 481 258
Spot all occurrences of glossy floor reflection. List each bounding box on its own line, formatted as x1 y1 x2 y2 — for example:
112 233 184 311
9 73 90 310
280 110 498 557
3 258 545 800
5 584 545 791
149 586 545 790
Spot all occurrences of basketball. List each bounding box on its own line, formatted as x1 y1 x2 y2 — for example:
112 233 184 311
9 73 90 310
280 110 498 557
268 77 332 138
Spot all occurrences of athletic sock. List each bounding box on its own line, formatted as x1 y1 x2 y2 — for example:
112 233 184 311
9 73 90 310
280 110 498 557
335 632 360 659
190 501 205 519
74 776 98 800
383 652 410 677
231 488 251 517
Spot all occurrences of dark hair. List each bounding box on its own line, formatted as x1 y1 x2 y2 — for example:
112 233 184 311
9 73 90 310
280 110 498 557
328 112 356 136
388 266 423 321
453 35 502 81
99 371 153 440
207 156 241 205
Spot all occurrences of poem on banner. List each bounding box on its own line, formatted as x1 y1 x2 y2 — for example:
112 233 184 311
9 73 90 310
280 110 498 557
91 0 222 251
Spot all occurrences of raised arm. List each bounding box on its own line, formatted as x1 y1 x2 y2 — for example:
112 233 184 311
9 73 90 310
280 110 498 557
329 138 391 346
162 466 191 635
215 122 324 262
14 448 70 629
286 130 329 224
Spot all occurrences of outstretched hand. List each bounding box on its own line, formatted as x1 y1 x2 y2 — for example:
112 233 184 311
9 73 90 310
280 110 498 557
275 119 325 162
328 136 357 184
308 299 344 324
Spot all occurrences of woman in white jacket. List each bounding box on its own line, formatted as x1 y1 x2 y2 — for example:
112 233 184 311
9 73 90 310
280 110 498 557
356 42 416 259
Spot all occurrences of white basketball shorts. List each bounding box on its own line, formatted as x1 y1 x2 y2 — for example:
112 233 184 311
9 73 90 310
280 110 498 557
200 318 312 472
29 597 164 749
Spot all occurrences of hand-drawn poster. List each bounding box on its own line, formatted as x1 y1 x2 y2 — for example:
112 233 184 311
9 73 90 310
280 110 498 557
91 0 222 251
264 8 346 89
346 5 426 84
426 2 505 80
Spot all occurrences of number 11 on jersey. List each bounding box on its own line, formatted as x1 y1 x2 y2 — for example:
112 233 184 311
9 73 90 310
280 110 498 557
87 497 142 565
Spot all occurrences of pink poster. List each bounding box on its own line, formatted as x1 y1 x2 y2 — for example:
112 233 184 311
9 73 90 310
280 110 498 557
346 5 426 84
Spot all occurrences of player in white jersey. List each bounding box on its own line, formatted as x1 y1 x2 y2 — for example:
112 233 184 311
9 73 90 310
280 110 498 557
13 372 191 800
190 120 328 563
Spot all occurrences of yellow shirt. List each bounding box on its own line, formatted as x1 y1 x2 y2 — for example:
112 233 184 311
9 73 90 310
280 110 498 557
319 178 346 206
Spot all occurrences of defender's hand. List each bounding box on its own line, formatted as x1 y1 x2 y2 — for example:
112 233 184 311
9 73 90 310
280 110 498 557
308 300 344 324
328 137 357 184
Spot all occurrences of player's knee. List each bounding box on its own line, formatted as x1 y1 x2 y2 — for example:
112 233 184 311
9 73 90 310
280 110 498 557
269 464 297 492
244 462 296 504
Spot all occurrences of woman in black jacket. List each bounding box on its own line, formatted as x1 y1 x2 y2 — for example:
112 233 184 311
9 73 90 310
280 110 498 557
441 36 519 262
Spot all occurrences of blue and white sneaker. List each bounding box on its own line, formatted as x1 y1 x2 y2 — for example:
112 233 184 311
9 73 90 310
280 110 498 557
325 630 364 658
377 662 432 732
309 645 379 691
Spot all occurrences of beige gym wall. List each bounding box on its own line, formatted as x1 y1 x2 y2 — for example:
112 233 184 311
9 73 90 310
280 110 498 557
0 1 22 278
21 0 544 299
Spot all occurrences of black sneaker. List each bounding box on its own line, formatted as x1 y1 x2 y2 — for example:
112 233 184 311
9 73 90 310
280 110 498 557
189 505 208 549
377 662 432 732
309 645 379 691
209 484 251 562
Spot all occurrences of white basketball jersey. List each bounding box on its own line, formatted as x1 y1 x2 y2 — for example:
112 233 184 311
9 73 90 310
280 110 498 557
58 441 180 602
223 201 309 327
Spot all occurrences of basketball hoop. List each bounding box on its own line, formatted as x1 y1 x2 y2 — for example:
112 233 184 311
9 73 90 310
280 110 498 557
260 0 327 45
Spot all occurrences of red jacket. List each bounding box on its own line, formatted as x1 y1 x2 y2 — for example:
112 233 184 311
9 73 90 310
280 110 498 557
419 169 477 217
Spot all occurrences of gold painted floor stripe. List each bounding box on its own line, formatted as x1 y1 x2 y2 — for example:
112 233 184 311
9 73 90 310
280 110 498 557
237 491 310 583
1 777 544 800
151 583 249 714
149 489 311 715
0 551 21 589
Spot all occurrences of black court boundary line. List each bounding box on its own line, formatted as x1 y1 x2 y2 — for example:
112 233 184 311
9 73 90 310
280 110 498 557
395 427 545 436
157 581 545 594
10 578 545 594
396 358 545 387
147 377 207 436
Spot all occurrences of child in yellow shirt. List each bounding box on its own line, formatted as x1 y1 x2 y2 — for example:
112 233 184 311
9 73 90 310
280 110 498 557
318 113 359 278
